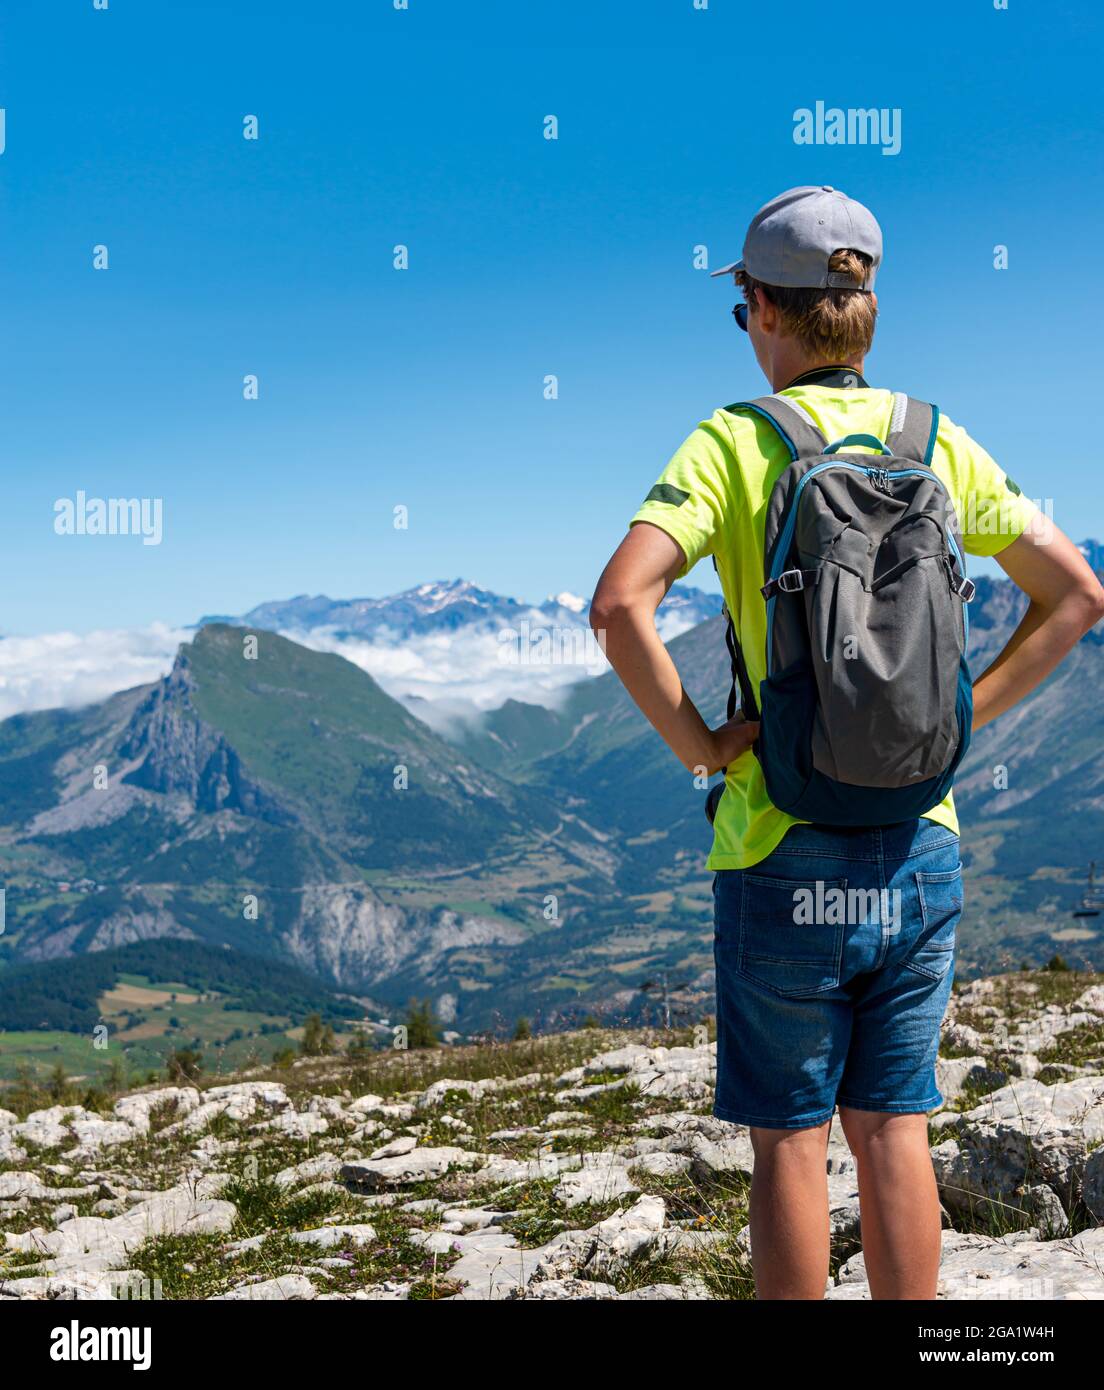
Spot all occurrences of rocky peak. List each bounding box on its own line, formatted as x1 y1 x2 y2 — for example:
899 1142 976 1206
118 647 294 824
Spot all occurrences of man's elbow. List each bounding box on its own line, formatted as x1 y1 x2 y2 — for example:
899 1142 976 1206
1063 567 1104 633
589 586 631 634
1080 577 1104 631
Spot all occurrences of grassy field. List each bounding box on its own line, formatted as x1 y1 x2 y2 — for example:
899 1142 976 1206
0 1030 112 1083
0 970 302 1083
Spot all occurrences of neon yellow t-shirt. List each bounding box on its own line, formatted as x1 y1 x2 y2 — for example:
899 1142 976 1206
629 384 1037 870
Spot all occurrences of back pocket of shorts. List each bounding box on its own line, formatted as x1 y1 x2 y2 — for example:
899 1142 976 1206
906 868 963 980
736 874 847 998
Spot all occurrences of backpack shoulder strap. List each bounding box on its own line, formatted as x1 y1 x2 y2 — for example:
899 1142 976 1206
723 394 828 460
885 392 940 465
711 395 827 740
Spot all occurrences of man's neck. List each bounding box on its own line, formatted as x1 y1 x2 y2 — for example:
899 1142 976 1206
771 357 866 392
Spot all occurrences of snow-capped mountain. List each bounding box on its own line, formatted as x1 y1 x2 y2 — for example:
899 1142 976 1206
193 579 722 723
198 578 721 643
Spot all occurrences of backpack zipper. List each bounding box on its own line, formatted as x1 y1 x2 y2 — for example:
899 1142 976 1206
869 467 892 493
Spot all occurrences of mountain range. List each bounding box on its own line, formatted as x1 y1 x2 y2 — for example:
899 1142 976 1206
197 579 721 644
0 548 1102 1036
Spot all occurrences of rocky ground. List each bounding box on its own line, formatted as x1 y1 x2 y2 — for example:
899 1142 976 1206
3 968 1104 1301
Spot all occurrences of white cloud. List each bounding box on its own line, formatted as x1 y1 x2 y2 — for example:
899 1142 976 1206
283 622 607 716
0 624 188 721
0 608 699 727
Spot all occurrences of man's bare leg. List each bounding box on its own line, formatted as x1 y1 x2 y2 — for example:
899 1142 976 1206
748 1119 832 1299
838 1108 942 1299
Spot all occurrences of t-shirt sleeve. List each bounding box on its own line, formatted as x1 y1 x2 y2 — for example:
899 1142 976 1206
628 413 738 578
944 418 1038 558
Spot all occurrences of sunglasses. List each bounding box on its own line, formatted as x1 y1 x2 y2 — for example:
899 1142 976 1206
732 302 750 331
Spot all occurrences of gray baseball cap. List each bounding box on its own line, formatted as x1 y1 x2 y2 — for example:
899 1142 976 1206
710 185 882 290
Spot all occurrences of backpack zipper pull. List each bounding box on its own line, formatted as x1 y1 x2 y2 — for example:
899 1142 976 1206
867 466 891 493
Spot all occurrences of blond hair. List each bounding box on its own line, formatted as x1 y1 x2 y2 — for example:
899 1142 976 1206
737 248 877 361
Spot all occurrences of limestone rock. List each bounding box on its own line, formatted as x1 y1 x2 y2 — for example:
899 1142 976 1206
369 1135 418 1160
507 1278 617 1300
113 1087 200 1134
554 1154 639 1209
931 1076 1104 1216
288 1224 377 1250
273 1154 344 1189
935 1056 1006 1103
3 1185 236 1272
831 1227 1104 1300
631 1152 693 1178
210 1274 317 1301
340 1146 481 1191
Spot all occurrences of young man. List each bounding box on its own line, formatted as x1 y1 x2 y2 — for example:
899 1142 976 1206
590 186 1104 1300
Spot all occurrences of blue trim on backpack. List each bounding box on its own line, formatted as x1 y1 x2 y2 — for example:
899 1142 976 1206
924 405 941 466
823 434 893 455
728 403 800 461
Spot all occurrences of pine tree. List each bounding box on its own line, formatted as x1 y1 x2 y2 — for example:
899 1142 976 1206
405 998 439 1050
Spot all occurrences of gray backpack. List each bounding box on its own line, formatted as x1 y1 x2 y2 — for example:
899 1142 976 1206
709 391 974 827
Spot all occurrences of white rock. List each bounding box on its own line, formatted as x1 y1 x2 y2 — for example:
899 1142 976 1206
113 1087 200 1134
69 1115 140 1155
932 1076 1104 1214
204 1081 289 1113
438 1206 499 1231
410 1230 459 1255
584 1195 667 1279
1075 985 1104 1017
935 1056 1005 1103
210 1274 317 1301
418 1073 542 1110
369 1135 418 1160
0 1269 146 1301
253 1111 329 1138
441 1228 564 1300
347 1094 385 1115
631 1152 693 1178
358 1280 411 1300
475 1152 583 1185
510 1278 618 1300
617 1279 712 1300
678 1133 756 1181
942 1022 987 1053
0 1172 48 1200
340 1146 482 1190
831 1227 1104 1300
375 1103 416 1122
13 1106 85 1149
288 1224 376 1249
273 1154 344 1190
4 1185 237 1271
554 1154 639 1209
306 1096 348 1122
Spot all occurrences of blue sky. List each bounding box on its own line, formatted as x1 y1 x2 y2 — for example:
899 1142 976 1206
1 0 1100 634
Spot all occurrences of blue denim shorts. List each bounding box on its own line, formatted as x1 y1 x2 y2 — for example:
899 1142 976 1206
712 818 962 1129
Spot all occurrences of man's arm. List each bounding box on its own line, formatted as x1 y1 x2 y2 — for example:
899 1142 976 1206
589 522 758 775
972 515 1104 730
